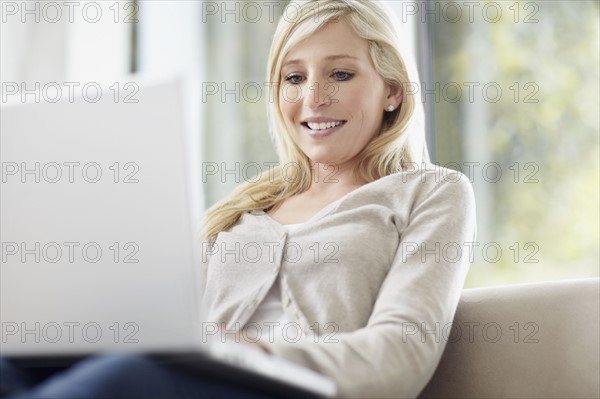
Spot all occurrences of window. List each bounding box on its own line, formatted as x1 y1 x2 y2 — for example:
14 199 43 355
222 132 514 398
425 0 599 286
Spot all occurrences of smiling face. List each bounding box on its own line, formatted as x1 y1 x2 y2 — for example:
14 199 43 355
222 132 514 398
278 19 395 168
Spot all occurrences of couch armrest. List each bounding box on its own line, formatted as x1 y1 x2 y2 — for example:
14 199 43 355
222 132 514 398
419 277 600 399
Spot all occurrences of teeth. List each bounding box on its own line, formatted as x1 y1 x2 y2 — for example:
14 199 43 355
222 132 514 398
306 121 343 130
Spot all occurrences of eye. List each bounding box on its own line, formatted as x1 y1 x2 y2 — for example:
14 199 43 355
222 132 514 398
332 70 354 81
285 74 304 84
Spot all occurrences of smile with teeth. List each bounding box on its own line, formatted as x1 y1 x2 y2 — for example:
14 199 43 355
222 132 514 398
304 121 346 130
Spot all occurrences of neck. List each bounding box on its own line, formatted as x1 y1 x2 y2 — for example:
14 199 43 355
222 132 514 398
307 161 364 194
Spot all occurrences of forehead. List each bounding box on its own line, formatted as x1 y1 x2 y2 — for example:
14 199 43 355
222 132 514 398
282 19 370 66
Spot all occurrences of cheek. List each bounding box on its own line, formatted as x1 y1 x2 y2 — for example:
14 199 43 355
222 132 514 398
355 89 385 124
346 94 381 125
279 84 303 113
348 99 385 142
279 94 297 125
342 80 382 110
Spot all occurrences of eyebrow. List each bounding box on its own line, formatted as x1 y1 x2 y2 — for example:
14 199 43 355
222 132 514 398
282 54 360 69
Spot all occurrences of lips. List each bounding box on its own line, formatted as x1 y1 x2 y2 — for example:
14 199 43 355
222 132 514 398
300 119 347 138
303 120 345 130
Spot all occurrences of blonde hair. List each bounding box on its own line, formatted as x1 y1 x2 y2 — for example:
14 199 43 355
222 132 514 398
202 0 429 242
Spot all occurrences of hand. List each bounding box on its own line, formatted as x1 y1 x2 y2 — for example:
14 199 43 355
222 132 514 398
239 331 271 354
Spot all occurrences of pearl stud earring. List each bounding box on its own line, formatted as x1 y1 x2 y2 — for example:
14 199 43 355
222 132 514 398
386 105 395 112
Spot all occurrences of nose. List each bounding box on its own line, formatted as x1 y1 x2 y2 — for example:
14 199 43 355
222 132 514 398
303 77 334 110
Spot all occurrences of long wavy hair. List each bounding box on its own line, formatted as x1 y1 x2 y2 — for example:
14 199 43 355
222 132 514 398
202 0 429 243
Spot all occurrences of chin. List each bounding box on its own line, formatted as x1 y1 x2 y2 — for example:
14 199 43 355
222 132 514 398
304 153 339 165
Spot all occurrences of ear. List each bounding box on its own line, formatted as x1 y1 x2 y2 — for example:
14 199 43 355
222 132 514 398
384 83 403 112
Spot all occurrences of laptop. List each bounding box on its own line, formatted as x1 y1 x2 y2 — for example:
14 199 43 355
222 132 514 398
0 77 336 398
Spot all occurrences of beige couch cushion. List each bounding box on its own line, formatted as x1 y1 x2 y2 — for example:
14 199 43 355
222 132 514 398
419 278 600 399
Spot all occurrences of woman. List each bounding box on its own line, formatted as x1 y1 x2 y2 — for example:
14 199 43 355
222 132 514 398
0 1 476 398
200 1 475 397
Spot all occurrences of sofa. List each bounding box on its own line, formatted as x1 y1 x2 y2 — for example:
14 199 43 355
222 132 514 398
418 277 600 398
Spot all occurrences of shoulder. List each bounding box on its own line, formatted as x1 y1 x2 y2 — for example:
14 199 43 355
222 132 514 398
370 163 474 204
334 164 474 223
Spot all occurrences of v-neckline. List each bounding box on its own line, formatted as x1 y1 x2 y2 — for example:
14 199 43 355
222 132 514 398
281 195 343 223
252 173 398 230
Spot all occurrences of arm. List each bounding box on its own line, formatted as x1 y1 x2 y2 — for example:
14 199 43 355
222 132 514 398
264 175 477 398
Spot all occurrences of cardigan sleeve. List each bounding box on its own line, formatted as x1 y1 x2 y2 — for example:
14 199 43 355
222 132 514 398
264 174 477 398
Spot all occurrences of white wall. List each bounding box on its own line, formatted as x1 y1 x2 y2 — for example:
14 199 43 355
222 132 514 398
1 0 130 84
1 0 205 228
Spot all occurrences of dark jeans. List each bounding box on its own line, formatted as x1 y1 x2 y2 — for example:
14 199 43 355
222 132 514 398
0 354 281 399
